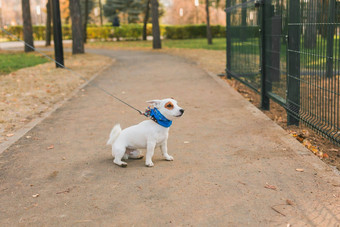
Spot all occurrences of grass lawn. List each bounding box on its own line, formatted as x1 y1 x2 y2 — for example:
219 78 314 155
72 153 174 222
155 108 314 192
89 38 226 50
0 52 49 75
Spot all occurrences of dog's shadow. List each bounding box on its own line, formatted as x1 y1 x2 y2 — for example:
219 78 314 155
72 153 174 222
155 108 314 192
100 156 147 168
100 155 170 169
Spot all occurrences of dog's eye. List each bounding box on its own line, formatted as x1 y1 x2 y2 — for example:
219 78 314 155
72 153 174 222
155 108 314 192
165 102 174 110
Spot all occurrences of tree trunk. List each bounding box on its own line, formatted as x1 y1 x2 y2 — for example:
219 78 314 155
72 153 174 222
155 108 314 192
205 0 212 45
151 0 161 49
98 0 103 26
143 0 151 41
45 0 52 46
21 0 34 52
83 0 89 43
69 0 84 54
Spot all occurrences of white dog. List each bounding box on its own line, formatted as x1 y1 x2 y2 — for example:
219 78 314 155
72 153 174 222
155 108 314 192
107 98 184 167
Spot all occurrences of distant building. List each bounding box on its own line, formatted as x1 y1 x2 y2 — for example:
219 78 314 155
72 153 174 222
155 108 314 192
0 0 47 26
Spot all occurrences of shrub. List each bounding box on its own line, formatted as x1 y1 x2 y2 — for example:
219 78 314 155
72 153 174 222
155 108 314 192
164 25 226 39
0 24 231 41
87 26 112 40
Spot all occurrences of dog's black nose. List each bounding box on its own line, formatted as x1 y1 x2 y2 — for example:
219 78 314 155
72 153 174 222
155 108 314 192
180 109 185 114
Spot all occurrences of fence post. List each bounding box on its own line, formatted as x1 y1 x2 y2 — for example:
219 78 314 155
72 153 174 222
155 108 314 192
52 0 64 68
226 0 231 79
326 0 335 78
287 0 300 125
260 0 269 110
240 0 247 41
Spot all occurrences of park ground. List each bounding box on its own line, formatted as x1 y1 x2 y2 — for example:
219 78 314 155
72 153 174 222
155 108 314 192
1 39 339 170
0 42 340 225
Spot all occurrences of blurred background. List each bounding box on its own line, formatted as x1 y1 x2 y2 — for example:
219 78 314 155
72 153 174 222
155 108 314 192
0 0 226 42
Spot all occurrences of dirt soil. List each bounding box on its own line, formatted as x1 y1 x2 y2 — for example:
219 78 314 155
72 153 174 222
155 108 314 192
0 52 113 144
0 49 340 226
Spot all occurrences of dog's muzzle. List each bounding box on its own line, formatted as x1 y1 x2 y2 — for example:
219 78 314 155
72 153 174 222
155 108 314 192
177 109 185 117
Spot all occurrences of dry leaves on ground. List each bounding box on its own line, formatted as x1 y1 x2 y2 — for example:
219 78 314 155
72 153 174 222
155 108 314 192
0 52 113 144
289 130 329 159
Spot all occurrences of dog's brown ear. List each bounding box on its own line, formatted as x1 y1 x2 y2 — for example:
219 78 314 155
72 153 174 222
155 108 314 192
146 100 161 108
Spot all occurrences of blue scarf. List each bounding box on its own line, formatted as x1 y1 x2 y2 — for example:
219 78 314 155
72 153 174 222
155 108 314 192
148 108 172 128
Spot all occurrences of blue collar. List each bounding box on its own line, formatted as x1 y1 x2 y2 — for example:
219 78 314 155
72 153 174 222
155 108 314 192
149 108 172 128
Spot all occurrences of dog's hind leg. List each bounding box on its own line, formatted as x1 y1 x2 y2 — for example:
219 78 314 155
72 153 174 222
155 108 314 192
112 145 127 167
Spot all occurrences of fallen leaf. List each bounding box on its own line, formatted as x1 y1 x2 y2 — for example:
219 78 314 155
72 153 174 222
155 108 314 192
317 151 323 158
6 134 14 137
323 153 329 158
32 194 39 198
302 139 312 149
265 183 277 191
184 141 190 144
301 130 310 138
295 168 304 172
24 203 38 210
286 199 294 206
329 148 339 152
47 145 54 150
310 146 319 154
296 135 304 143
26 136 31 139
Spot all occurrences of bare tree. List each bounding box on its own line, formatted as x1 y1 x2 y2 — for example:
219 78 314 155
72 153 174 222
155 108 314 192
83 0 89 43
206 0 212 44
98 0 103 26
45 0 52 46
69 0 84 54
21 0 34 52
143 0 151 41
151 0 161 49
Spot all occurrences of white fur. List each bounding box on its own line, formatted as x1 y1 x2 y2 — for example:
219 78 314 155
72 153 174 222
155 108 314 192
107 98 184 167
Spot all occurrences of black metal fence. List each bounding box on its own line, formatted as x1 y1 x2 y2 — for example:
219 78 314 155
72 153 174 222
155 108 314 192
225 0 340 145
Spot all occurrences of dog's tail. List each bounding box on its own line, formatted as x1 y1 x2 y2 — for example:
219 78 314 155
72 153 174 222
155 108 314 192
106 124 121 146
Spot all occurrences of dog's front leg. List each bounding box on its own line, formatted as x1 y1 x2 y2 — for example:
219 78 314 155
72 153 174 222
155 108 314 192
160 141 173 161
145 141 156 167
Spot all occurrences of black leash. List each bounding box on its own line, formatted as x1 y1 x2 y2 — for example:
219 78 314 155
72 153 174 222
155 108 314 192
0 27 147 117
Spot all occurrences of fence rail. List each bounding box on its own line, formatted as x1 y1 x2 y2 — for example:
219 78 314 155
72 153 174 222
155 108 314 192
225 0 340 145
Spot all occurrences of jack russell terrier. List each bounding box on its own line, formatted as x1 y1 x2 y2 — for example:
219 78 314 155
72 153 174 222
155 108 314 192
107 98 184 167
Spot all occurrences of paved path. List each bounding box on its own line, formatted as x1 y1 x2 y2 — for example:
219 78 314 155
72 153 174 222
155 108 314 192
0 40 71 50
0 50 340 226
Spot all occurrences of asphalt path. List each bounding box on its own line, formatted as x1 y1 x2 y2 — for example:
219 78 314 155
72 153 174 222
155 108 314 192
0 49 339 226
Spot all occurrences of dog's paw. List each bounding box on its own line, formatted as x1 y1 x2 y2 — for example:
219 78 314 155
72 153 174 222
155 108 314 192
120 163 128 168
165 155 174 161
145 162 154 167
113 160 128 167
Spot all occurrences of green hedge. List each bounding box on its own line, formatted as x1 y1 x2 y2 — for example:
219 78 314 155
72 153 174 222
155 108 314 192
0 25 72 41
228 26 259 38
164 25 226 39
0 24 231 41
